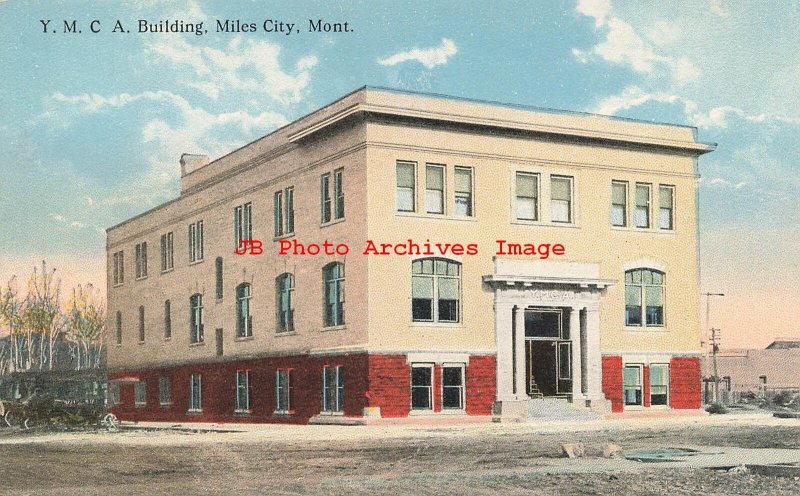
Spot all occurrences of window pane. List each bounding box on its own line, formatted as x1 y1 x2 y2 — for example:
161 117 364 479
412 276 433 298
612 182 626 204
455 167 471 192
623 367 641 386
397 163 415 187
659 186 673 208
411 260 422 274
426 165 443 189
421 259 434 274
397 189 414 212
454 195 471 216
426 190 444 214
411 367 432 386
551 177 571 200
635 185 650 206
516 173 537 196
659 208 673 230
442 388 462 409
611 205 625 226
412 298 433 321
442 367 462 387
438 299 458 322
645 285 663 306
634 206 649 227
516 198 537 220
438 277 459 299
551 199 570 223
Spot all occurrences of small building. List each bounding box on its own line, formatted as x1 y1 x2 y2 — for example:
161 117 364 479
106 87 714 423
704 338 800 397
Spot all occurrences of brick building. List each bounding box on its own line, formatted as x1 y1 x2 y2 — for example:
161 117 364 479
106 87 713 423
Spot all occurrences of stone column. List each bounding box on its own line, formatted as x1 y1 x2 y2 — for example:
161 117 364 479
584 307 604 399
494 301 515 401
570 307 584 401
514 305 527 399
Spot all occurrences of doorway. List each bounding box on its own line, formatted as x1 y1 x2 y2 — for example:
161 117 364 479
524 308 572 397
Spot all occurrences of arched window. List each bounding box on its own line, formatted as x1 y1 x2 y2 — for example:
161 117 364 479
276 273 294 333
190 293 204 343
625 268 664 327
412 258 461 323
323 263 345 327
236 283 252 338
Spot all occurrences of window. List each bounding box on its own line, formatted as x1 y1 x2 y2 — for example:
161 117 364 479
164 300 171 339
323 263 345 327
550 175 573 223
235 370 252 412
112 251 124 285
320 170 344 224
558 342 572 380
275 369 292 413
138 305 145 342
159 376 171 406
274 187 294 237
624 269 665 327
515 172 538 221
659 185 674 230
442 364 465 410
425 164 445 214
189 374 202 411
234 202 252 250
322 366 343 413
160 232 174 272
276 273 294 333
134 381 146 407
611 181 627 227
274 190 283 236
411 258 460 323
190 294 204 343
396 162 416 212
454 166 473 217
215 257 223 299
623 365 643 406
236 283 252 338
634 184 650 228
107 382 120 407
188 220 204 262
135 242 148 279
650 364 669 406
411 364 433 410
115 311 122 344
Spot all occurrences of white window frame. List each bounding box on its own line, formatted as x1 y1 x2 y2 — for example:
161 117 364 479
189 220 204 263
514 171 540 222
453 166 474 217
623 364 643 408
323 263 345 327
236 283 252 338
411 363 434 411
135 242 148 280
321 173 332 224
113 251 124 286
649 363 670 407
624 268 665 328
190 293 204 343
611 181 628 227
333 169 344 220
634 183 651 229
411 258 461 324
425 164 445 215
235 370 252 413
276 273 294 333
234 202 253 250
441 363 465 410
658 185 675 231
160 232 174 272
275 369 292 413
396 161 417 213
321 366 344 413
189 373 202 412
550 175 574 224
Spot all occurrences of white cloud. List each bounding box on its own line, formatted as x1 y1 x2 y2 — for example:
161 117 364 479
377 38 458 69
646 21 682 47
690 105 800 129
146 37 317 104
709 0 730 18
705 177 747 190
576 0 611 27
573 4 699 86
591 85 681 115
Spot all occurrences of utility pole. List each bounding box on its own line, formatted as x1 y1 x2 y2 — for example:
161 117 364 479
703 293 724 404
710 328 721 404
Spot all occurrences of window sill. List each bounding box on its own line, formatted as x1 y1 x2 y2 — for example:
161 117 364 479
410 322 465 329
113 283 124 288
159 402 172 408
611 226 677 235
234 335 254 342
275 331 298 337
138 340 145 345
322 325 346 332
135 403 146 408
273 232 296 241
408 409 435 416
186 409 203 415
164 337 172 342
320 217 346 228
189 341 205 347
510 219 580 229
317 411 344 416
396 212 477 222
161 268 174 275
216 298 223 304
188 259 204 266
233 410 252 416
273 410 295 416
135 276 148 281
624 405 645 411
623 326 667 333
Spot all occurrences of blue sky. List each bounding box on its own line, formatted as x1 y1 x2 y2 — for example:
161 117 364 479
1 0 798 347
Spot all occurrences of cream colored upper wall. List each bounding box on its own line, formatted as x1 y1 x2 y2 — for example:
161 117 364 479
364 118 701 355
107 121 370 371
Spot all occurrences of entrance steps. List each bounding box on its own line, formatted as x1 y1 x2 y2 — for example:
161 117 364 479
527 397 602 422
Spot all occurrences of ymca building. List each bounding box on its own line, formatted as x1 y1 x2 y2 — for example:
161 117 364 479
106 87 714 423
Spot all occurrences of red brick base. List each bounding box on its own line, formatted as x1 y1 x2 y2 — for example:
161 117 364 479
110 353 496 424
601 355 701 412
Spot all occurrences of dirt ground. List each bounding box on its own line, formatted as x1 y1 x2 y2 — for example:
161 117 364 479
0 414 799 495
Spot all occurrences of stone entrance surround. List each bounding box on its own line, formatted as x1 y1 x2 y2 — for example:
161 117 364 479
484 258 614 421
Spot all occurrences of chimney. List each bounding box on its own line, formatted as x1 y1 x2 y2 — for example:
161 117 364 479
180 153 210 177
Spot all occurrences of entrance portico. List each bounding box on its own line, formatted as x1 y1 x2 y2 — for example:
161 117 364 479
484 259 614 420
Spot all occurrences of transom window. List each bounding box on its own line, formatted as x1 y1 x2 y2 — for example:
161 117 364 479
411 258 460 323
625 269 664 327
236 283 252 338
276 273 294 333
323 263 345 327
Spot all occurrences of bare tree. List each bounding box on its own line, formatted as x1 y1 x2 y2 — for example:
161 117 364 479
65 284 105 370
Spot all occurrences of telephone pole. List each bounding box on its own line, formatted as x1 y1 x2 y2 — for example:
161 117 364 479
703 293 724 404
